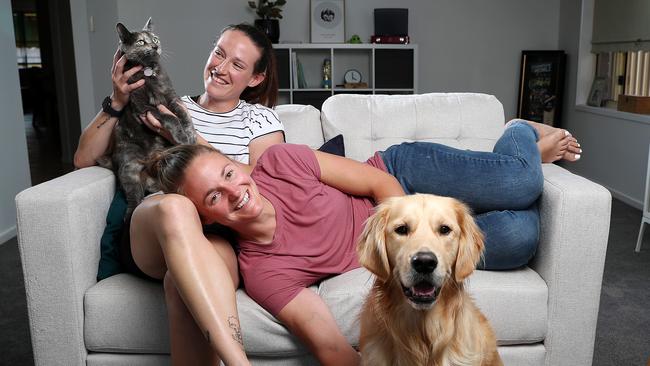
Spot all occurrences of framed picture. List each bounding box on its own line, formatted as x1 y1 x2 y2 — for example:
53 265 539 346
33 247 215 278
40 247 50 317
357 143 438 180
517 50 566 127
311 0 345 43
587 76 608 107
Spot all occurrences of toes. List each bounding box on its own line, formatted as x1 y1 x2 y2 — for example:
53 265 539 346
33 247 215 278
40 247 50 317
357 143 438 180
565 153 581 162
559 137 571 148
568 145 582 154
562 151 581 162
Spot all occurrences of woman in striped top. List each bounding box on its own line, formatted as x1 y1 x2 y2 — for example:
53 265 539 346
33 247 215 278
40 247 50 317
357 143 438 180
74 24 283 365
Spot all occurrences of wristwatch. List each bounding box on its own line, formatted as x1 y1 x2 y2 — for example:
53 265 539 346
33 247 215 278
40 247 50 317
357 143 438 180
102 96 124 118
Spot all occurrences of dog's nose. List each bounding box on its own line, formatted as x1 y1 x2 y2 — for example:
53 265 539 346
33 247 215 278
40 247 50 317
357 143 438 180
411 252 438 273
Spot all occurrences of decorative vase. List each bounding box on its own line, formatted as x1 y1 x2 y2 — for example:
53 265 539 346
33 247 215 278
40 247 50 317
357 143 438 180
254 19 280 43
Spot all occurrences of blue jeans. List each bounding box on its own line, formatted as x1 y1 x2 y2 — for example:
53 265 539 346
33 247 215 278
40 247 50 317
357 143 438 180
381 120 543 270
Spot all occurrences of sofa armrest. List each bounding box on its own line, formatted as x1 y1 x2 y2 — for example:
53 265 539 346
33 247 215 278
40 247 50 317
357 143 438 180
530 164 611 366
16 167 115 366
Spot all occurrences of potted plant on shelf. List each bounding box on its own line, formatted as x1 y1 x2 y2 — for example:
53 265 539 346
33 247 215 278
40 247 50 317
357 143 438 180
248 0 286 43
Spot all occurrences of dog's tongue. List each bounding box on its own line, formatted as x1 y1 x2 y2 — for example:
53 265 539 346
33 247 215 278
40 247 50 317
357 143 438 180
412 282 436 296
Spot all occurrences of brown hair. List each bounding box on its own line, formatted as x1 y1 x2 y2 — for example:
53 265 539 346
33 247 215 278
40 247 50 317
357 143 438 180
219 23 278 107
144 144 222 194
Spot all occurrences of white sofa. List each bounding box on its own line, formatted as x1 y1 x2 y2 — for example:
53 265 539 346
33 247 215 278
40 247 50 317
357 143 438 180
16 93 611 366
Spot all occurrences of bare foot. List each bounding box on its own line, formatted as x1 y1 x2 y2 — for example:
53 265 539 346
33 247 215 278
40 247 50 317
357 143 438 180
563 135 582 162
521 120 556 139
538 130 570 163
507 119 582 162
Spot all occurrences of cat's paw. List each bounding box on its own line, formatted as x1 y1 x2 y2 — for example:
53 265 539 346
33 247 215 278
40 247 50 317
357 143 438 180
170 126 196 145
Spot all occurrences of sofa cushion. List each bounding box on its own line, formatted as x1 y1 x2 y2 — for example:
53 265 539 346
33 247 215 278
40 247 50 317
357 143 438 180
85 267 546 355
96 188 127 281
274 104 324 148
321 93 506 161
317 134 345 156
467 267 547 345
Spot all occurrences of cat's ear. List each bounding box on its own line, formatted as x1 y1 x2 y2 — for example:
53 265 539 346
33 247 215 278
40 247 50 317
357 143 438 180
116 23 132 43
143 17 154 32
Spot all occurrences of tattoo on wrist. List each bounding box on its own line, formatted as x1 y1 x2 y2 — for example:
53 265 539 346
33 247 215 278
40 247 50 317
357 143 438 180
97 116 112 129
228 316 244 347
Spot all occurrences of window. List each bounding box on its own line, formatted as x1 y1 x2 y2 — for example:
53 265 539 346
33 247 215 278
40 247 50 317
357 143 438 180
13 11 41 68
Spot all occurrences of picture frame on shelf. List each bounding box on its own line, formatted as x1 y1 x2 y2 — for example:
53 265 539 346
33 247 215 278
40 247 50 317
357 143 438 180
310 0 345 43
517 50 566 127
587 77 608 107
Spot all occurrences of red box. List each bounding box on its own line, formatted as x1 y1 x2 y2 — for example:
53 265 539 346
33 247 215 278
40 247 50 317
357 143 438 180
370 35 410 44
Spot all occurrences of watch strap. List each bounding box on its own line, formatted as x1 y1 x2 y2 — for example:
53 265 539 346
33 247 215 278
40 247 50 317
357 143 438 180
102 96 124 118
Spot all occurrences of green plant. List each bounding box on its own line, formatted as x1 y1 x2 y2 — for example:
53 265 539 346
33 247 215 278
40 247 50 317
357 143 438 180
248 0 287 19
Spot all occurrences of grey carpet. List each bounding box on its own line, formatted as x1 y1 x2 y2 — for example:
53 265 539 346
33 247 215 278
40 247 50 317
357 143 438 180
0 236 34 366
592 199 650 366
0 198 648 366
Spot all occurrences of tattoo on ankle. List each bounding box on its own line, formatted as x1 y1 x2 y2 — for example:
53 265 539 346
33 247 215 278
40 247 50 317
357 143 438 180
228 316 244 347
205 330 210 344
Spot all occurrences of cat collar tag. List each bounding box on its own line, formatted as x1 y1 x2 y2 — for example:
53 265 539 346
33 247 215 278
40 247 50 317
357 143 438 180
143 67 154 77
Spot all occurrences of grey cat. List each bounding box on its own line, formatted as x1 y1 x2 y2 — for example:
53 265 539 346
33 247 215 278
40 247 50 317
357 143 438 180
104 18 196 217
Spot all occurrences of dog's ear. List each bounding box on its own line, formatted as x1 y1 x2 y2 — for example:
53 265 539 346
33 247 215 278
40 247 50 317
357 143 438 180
454 201 485 282
357 201 392 282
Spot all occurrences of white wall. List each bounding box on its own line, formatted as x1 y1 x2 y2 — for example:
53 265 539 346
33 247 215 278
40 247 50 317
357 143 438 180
75 0 561 129
69 0 98 132
559 0 650 208
0 0 32 243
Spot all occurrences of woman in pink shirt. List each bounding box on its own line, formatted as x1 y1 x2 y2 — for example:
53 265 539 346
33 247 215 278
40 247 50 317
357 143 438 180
145 119 580 365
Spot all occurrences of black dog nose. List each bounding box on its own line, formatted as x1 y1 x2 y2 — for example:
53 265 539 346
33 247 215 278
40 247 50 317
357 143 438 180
411 252 438 273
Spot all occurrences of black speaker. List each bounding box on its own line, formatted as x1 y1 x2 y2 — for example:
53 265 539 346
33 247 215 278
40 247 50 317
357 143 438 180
374 8 408 36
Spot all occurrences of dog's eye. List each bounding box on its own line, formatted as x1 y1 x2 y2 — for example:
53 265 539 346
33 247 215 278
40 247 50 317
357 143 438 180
439 225 451 235
394 224 409 236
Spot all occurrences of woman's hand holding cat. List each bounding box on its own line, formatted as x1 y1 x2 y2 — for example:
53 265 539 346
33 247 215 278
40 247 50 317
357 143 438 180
111 48 145 109
140 106 175 143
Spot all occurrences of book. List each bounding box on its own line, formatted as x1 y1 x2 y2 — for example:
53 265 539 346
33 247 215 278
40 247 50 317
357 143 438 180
641 51 650 97
609 52 617 100
291 51 299 89
629 51 637 95
297 57 307 89
614 52 626 100
625 51 633 95
635 50 644 96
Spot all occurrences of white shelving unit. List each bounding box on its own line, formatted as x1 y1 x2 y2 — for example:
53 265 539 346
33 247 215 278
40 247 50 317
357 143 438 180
274 43 418 108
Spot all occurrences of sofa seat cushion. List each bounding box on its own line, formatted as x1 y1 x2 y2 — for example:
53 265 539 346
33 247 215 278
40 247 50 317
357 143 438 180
320 93 506 162
467 267 548 345
85 275 169 353
84 267 546 355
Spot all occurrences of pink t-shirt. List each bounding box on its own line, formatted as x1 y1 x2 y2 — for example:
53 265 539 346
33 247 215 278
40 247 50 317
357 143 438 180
238 144 387 316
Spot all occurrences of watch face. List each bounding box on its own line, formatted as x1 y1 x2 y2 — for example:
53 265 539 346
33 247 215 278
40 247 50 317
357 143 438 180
344 69 362 83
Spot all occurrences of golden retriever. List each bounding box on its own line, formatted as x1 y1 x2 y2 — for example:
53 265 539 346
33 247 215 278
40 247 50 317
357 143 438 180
357 194 502 366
